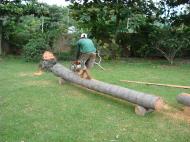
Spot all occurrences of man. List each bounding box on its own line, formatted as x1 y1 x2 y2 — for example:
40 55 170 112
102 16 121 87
76 33 96 79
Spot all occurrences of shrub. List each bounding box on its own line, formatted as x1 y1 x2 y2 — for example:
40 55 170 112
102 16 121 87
56 52 75 61
23 37 50 62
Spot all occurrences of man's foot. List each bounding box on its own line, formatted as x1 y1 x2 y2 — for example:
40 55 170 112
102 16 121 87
86 75 92 80
82 69 92 80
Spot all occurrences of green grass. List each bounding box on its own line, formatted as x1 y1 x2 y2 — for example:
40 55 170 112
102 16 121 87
0 57 190 142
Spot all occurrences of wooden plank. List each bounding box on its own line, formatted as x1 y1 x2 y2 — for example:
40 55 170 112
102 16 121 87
120 80 190 89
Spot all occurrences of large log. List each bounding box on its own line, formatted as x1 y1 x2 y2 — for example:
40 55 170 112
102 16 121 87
176 93 190 106
48 63 163 111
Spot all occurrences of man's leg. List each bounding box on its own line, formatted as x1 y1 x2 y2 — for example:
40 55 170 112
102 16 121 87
84 53 96 79
78 53 92 79
86 53 96 69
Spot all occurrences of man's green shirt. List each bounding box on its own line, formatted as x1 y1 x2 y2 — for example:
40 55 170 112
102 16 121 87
77 38 96 53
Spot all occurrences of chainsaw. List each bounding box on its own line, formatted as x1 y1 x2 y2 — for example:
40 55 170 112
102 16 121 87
70 61 82 72
70 51 105 72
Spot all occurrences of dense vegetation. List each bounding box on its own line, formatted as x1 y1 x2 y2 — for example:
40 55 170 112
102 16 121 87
0 0 190 63
0 0 71 61
69 0 190 63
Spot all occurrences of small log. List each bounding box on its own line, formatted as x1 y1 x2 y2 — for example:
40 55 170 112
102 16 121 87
58 78 65 85
176 93 190 106
135 105 154 116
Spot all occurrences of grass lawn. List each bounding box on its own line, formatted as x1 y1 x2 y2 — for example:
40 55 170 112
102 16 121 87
0 57 190 142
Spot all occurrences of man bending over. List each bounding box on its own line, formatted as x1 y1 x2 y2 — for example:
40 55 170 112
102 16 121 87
76 33 96 79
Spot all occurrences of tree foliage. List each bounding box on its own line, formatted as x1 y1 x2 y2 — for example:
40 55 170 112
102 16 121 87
1 0 190 63
23 35 50 62
68 0 190 63
69 0 154 59
0 0 70 61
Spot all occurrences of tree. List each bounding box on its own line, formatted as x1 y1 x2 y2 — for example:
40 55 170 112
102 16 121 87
0 0 24 55
0 0 42 55
1 0 69 59
69 0 154 58
149 25 190 64
43 5 69 48
147 0 190 64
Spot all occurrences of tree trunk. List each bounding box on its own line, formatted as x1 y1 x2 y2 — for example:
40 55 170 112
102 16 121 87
0 0 2 49
49 63 164 110
176 93 190 106
0 19 2 56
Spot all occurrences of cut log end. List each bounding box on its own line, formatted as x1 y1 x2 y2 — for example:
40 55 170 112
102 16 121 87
154 98 164 111
135 105 154 116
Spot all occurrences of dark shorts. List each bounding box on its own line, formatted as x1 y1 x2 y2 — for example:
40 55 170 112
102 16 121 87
79 52 96 70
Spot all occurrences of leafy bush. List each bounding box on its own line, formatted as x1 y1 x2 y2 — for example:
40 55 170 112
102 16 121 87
23 37 50 62
56 52 75 61
148 25 190 64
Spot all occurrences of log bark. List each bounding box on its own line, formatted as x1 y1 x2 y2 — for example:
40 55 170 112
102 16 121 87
49 63 163 110
176 93 190 106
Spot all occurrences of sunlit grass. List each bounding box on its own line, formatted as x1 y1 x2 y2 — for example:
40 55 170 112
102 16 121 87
0 57 190 142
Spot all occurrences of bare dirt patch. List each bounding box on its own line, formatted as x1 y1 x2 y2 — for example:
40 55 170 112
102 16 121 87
18 72 33 77
160 104 190 123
